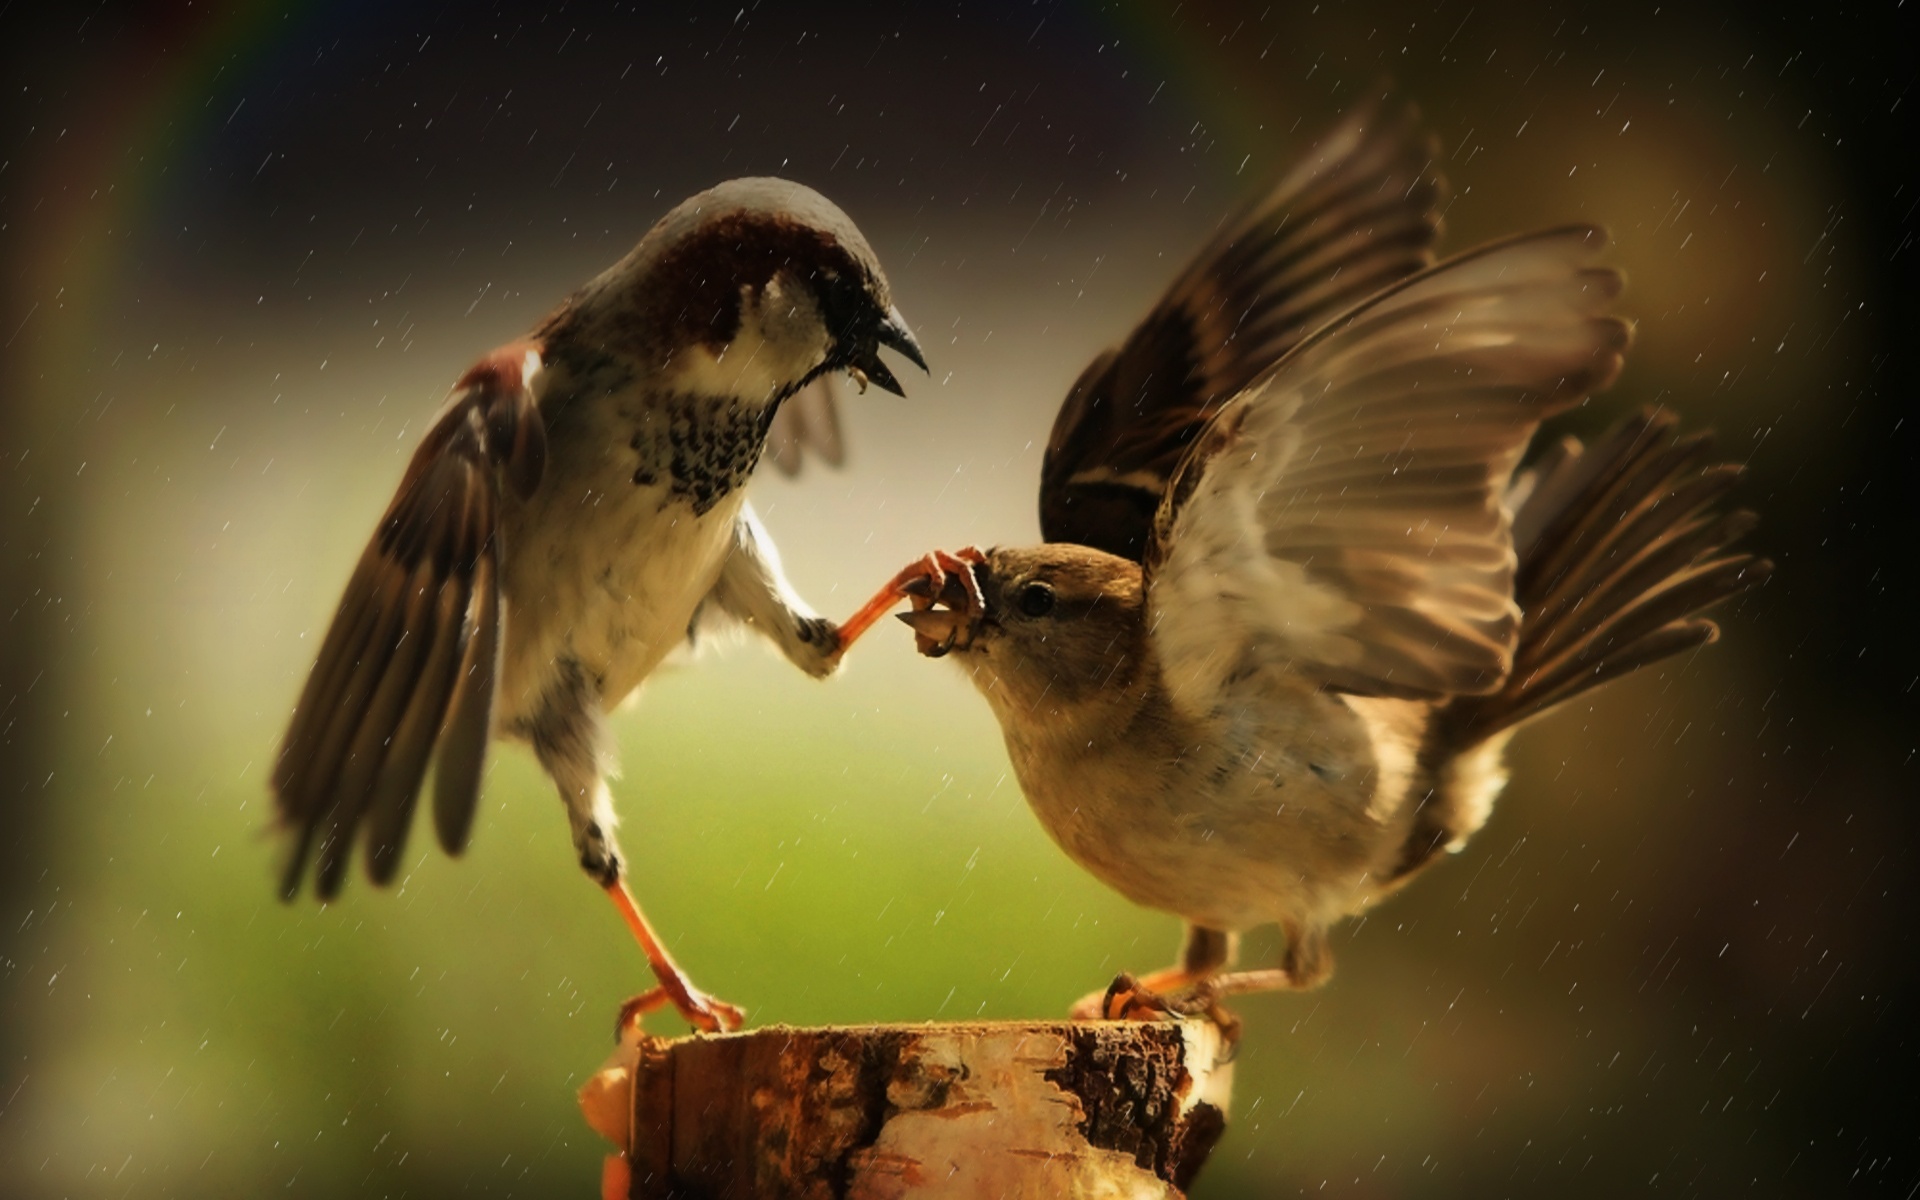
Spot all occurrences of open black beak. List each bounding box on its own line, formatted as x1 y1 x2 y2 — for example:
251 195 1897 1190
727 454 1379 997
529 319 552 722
850 305 928 397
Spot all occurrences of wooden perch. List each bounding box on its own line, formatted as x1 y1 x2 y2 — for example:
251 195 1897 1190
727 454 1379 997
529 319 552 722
581 1019 1235 1199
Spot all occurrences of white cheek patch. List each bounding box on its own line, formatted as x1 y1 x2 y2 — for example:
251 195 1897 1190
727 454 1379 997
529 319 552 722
660 276 832 404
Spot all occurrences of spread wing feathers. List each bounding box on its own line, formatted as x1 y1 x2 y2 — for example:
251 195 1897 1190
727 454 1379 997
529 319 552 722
1040 95 1449 560
1144 227 1630 718
764 376 846 477
273 347 544 900
1439 407 1771 736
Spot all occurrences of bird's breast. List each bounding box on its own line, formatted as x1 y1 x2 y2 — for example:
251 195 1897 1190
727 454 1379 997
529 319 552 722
1000 683 1398 932
624 391 779 516
492 371 766 724
540 312 785 518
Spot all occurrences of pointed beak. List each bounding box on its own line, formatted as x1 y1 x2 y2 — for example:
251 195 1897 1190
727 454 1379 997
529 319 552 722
877 305 928 372
849 305 928 397
896 568 983 657
897 608 972 658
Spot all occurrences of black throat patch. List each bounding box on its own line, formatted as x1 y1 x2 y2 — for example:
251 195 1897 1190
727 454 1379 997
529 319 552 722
628 393 780 515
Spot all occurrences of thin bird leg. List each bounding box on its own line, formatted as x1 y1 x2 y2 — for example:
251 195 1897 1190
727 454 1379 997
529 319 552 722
1206 969 1298 997
1165 924 1329 1006
1071 926 1235 1021
832 546 987 653
831 559 940 652
606 880 746 1035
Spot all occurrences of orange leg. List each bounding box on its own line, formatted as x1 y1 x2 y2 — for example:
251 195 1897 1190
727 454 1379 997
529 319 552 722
1070 966 1211 1021
832 547 986 655
1208 969 1297 997
1070 926 1239 1021
606 880 745 1035
611 986 668 1035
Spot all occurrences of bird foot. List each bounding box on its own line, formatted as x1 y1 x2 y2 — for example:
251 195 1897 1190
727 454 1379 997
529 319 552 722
1071 972 1242 1041
894 547 988 657
832 546 987 657
602 880 746 1036
613 986 669 1038
615 980 745 1038
668 982 747 1035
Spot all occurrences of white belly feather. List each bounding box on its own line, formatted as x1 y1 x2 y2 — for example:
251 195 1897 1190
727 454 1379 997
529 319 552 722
495 477 745 727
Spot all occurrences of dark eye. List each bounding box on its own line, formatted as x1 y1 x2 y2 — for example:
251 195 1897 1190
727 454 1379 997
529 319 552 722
1016 581 1056 618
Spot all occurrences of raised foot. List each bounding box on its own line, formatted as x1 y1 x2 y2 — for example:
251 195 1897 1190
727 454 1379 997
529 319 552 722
832 546 988 658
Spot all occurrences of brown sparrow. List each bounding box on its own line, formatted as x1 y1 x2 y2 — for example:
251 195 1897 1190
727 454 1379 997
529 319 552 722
838 102 1770 1020
273 177 926 1032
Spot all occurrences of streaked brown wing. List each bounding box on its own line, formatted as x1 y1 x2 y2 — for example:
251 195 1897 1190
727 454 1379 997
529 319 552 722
764 376 846 477
273 345 544 900
1039 95 1449 560
1144 228 1631 716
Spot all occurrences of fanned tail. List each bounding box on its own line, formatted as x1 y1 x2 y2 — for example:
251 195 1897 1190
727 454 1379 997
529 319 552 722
1459 407 1771 736
1389 408 1771 881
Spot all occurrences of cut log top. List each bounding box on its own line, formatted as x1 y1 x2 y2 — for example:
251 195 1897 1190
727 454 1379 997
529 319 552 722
581 1019 1235 1200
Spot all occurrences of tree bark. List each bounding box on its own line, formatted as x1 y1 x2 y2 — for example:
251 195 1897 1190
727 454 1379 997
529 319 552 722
581 1019 1234 1199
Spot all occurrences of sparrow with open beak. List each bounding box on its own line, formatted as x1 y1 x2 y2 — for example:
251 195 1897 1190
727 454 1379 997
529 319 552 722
837 101 1770 1020
273 177 927 1032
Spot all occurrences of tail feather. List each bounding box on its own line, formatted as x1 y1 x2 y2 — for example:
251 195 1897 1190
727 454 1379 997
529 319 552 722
1520 437 1710 625
1524 462 1741 639
1386 408 1770 883
1455 408 1770 738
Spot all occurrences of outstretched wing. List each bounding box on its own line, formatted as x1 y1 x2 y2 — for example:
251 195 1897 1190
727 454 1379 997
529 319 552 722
1039 96 1448 560
1144 228 1631 718
273 344 546 900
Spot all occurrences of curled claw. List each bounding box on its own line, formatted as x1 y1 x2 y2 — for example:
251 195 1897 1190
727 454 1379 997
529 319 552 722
605 880 747 1036
614 981 746 1037
674 988 747 1035
936 547 988 615
831 546 988 658
614 986 669 1039
1070 971 1242 1040
895 548 987 657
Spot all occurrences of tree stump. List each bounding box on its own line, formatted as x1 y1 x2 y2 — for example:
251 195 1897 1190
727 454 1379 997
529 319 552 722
580 1020 1234 1199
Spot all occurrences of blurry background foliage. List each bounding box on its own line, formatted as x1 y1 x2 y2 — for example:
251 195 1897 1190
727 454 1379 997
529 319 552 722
0 1 1914 1196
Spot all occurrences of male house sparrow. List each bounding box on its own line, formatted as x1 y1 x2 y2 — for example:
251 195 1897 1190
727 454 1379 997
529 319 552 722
274 177 926 1032
840 102 1769 1018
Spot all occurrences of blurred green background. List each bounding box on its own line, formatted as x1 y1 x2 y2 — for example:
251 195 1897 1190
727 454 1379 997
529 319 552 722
1 2 1914 1196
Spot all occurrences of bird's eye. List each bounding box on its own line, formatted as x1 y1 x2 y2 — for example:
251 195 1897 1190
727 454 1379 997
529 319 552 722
1016 581 1056 618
